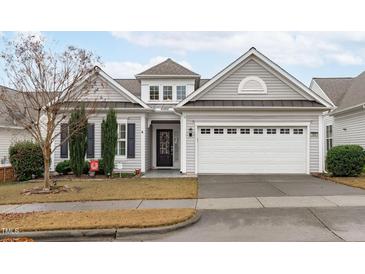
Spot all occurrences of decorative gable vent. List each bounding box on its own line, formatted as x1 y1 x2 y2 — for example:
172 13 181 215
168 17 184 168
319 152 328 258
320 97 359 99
238 76 267 94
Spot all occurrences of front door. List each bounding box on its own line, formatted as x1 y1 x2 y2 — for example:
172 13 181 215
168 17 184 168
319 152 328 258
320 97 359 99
156 129 173 167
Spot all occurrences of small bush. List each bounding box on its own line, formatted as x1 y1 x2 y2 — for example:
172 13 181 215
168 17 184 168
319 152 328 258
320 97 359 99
326 145 365 177
83 161 90 174
55 160 71 175
9 141 44 181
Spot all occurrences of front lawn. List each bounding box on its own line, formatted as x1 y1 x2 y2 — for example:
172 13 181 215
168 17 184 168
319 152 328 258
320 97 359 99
0 178 198 205
0 208 196 232
327 175 365 190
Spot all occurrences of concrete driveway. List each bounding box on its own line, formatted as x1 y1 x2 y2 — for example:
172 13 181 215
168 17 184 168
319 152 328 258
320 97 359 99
198 174 365 198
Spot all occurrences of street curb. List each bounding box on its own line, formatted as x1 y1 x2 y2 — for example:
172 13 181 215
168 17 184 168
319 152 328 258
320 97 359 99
0 212 201 241
116 211 201 238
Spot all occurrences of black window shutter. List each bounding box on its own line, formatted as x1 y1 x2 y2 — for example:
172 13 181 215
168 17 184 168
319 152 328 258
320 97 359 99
87 123 95 158
127 123 135 158
60 123 69 158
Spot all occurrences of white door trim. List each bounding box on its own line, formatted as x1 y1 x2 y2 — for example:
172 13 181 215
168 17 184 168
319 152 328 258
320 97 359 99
194 122 311 175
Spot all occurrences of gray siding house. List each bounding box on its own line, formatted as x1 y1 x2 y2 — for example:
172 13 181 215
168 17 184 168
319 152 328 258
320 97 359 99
50 47 332 174
311 73 365 164
0 86 32 165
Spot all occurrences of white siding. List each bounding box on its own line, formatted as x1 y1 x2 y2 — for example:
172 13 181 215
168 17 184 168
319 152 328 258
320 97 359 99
141 79 196 104
333 109 365 148
197 58 307 101
0 128 32 163
184 111 321 174
53 113 142 172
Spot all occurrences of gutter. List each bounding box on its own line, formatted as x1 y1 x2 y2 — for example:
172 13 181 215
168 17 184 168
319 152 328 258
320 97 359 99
331 103 365 116
174 106 330 111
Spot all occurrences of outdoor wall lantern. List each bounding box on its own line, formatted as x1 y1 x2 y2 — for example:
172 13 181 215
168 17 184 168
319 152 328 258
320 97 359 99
189 128 193 137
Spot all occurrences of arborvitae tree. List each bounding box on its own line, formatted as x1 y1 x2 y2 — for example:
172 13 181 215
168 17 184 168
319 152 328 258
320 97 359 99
102 109 118 177
69 106 88 176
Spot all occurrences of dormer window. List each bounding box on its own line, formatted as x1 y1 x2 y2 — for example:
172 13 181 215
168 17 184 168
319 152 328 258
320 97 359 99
177 86 186 100
163 86 172 101
149 86 159 101
238 76 267 94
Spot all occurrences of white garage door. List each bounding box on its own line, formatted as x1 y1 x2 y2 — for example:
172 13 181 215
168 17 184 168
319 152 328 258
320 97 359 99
197 126 307 174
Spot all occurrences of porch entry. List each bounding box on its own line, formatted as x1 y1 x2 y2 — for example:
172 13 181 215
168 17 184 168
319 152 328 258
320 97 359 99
156 129 173 167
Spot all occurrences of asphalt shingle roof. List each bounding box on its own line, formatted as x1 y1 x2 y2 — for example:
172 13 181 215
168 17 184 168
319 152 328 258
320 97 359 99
136 58 200 77
314 72 365 112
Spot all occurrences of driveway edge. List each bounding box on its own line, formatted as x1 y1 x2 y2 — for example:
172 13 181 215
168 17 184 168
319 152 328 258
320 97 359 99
0 212 201 241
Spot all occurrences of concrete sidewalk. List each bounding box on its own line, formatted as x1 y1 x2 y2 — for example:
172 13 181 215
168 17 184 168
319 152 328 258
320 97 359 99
2 195 365 213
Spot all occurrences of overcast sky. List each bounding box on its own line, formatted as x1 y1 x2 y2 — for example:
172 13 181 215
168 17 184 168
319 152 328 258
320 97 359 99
2 31 365 85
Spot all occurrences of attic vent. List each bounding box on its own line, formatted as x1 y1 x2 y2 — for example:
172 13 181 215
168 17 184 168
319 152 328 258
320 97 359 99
238 76 267 94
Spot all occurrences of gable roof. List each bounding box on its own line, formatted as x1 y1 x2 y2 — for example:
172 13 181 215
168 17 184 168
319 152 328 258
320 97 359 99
177 47 333 108
135 58 200 78
115 79 141 97
87 67 151 110
312 77 353 106
313 72 365 114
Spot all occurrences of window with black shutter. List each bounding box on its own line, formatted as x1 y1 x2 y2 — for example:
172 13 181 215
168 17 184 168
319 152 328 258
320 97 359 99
87 123 95 158
60 123 69 158
127 123 135 158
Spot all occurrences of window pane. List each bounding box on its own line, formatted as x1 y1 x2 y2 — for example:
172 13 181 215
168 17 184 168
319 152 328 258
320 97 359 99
177 86 186 100
119 124 126 139
163 86 172 100
149 86 159 100
240 128 250 134
214 128 224 134
119 141 126 156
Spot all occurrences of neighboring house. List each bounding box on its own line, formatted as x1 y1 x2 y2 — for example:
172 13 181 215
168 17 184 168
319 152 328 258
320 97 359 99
0 86 32 164
53 47 333 174
311 73 365 159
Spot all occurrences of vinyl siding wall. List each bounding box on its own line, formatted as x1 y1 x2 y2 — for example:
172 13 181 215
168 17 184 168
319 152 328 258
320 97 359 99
197 58 307 101
53 113 142 172
0 128 32 163
184 110 322 174
333 109 365 148
81 77 131 102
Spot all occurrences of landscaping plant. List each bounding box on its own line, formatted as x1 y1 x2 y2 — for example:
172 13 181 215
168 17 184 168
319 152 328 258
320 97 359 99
101 109 118 177
326 145 365 177
55 160 71 175
68 107 88 176
9 141 44 181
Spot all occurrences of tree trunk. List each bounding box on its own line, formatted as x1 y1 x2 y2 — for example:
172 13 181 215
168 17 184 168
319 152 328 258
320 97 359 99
43 146 51 190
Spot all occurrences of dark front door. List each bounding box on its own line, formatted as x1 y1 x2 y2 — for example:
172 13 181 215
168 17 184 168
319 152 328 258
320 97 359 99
156 129 173 167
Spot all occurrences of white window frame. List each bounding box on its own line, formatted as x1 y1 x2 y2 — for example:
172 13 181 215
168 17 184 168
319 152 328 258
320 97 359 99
149 86 159 101
177 85 186 101
163 86 173 101
227 128 237 134
116 121 127 158
238 76 267 94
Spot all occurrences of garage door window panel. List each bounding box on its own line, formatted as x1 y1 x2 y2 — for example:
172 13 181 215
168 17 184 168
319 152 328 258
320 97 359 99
214 128 224 134
254 129 263 134
267 129 277 134
280 128 290 134
293 129 304 135
227 128 237 134
200 128 211 134
240 128 250 134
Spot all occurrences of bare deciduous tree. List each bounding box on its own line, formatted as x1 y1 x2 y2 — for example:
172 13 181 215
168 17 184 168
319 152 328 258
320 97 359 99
0 34 100 189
